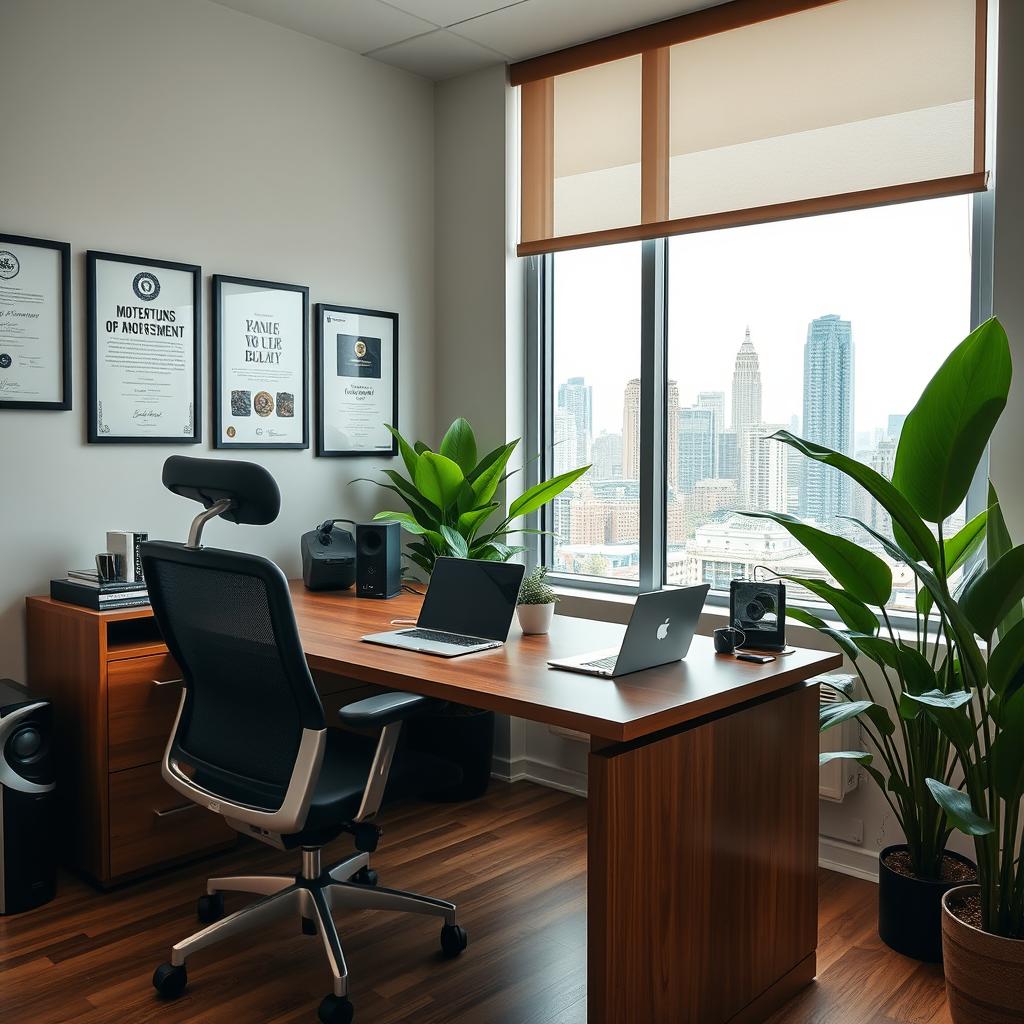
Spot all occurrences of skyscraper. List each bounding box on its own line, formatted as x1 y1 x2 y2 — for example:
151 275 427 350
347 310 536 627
730 327 762 435
677 407 716 494
887 413 907 443
591 431 623 480
717 429 739 482
552 407 580 476
622 379 641 480
697 390 725 474
557 377 593 463
742 423 788 513
667 380 680 491
801 314 854 523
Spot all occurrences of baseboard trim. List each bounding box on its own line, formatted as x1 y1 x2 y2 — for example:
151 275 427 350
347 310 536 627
492 755 588 798
818 837 880 882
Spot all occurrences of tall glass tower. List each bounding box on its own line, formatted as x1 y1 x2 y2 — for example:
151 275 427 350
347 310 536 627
557 377 593 463
730 327 762 434
801 314 854 523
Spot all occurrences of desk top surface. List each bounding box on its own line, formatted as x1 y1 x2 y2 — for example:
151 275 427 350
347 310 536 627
289 583 841 742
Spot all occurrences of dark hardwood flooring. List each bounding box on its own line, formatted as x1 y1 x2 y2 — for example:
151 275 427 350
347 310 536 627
0 781 949 1023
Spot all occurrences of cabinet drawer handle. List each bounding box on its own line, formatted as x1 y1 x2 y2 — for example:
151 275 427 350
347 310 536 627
153 803 198 819
152 678 183 687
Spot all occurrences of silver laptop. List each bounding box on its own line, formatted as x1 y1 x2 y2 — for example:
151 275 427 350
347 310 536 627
362 557 526 657
548 584 710 678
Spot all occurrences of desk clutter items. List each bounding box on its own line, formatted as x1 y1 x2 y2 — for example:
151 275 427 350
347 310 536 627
50 529 150 610
301 518 357 591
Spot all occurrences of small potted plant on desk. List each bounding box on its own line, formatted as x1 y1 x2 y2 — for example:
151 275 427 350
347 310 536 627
517 566 557 635
353 416 589 800
736 319 1016 963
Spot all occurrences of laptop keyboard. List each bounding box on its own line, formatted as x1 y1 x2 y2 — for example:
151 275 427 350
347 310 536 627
583 655 618 671
400 628 487 647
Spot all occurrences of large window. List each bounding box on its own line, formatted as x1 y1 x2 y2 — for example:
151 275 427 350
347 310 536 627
537 194 979 610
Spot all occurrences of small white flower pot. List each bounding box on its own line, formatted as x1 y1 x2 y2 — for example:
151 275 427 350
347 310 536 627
517 602 555 635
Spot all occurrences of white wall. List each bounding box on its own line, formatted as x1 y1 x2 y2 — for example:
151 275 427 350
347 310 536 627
0 0 436 680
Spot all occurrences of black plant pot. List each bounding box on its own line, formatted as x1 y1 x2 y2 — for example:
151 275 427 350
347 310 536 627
406 706 495 802
877 844 977 963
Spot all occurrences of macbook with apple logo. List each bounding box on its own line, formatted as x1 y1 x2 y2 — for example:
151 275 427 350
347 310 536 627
547 584 710 678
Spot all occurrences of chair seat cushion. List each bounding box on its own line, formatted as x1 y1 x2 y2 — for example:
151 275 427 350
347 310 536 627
287 729 463 842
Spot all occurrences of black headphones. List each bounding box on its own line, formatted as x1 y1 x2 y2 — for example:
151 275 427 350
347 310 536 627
316 518 354 545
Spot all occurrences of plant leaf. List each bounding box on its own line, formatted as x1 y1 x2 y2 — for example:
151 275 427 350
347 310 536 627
508 465 591 521
373 510 428 534
384 424 419 478
892 318 1011 523
414 451 466 511
413 441 432 455
820 700 894 737
990 688 1024 800
740 511 892 606
457 504 498 538
961 544 1024 640
787 607 828 629
926 778 995 836
439 524 469 558
906 689 974 710
944 509 988 576
821 628 865 662
987 485 1022 640
819 750 873 767
770 430 938 567
381 469 441 524
471 441 518 506
852 636 936 695
778 576 878 635
989 619 1024 697
438 418 478 475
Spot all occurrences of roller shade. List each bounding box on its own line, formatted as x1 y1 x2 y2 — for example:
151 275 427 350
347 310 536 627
513 0 987 256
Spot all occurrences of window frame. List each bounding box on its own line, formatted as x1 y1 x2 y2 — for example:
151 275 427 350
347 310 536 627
526 190 995 624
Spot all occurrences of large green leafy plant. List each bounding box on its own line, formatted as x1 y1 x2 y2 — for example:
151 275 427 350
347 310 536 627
738 319 1018 917
357 418 589 574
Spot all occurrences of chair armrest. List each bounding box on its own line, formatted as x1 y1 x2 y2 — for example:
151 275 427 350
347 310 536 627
338 691 434 728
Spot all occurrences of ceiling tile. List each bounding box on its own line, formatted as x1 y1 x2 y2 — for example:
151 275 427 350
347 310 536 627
384 0 523 28
209 0 437 56
369 29 506 80
452 0 725 61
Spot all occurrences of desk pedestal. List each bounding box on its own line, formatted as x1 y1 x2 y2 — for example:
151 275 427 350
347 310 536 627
588 683 819 1023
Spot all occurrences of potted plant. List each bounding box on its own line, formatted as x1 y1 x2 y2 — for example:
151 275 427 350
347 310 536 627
737 319 1013 962
356 417 590 574
517 566 558 634
355 417 589 801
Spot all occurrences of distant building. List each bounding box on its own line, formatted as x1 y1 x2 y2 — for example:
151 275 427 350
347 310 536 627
552 407 579 476
557 377 592 463
697 390 726 473
731 327 763 435
678 407 716 494
622 378 641 480
740 423 788 513
691 478 740 521
801 314 854 523
887 413 907 442
667 380 680 491
717 428 740 483
591 431 623 480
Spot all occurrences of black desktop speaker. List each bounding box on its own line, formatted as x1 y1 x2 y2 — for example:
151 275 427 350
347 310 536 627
0 679 57 915
356 522 401 599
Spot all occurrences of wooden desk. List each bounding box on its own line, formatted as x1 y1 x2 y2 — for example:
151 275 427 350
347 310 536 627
289 584 841 1024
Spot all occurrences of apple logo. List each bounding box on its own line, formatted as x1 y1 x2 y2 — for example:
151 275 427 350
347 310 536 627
656 617 670 641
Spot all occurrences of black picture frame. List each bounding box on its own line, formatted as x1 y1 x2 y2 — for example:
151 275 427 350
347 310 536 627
87 250 202 444
316 303 399 458
0 232 72 411
212 275 310 450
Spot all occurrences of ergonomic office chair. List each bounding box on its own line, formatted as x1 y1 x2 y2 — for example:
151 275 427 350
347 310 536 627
142 456 467 1024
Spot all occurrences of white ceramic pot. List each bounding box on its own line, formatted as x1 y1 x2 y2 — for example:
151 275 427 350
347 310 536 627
517 602 555 635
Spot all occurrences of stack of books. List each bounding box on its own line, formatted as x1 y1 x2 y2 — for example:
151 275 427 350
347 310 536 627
50 570 150 611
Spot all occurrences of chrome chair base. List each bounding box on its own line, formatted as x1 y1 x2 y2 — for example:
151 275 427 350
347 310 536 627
167 848 458 999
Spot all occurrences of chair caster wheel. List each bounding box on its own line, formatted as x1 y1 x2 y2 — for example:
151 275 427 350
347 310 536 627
318 993 354 1023
153 962 188 999
197 893 224 923
440 924 468 958
351 867 378 886
302 915 318 936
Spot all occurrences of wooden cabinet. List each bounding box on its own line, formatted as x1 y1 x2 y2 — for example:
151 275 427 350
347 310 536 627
25 595 381 887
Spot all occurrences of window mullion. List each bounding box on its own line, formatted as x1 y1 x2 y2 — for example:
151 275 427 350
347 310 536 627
639 238 667 592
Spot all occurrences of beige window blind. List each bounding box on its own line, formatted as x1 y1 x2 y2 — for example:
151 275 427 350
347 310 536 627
512 0 987 256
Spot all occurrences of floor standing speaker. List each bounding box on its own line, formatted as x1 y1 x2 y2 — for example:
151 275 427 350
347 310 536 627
0 679 56 915
356 522 402 599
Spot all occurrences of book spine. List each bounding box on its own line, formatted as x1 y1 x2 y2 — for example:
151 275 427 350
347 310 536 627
133 532 148 582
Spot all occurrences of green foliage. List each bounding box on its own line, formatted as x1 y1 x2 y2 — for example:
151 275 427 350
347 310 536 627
518 566 557 606
743 318 1024 937
362 418 590 574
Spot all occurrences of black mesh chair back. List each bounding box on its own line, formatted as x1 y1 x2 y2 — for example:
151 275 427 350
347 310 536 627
142 543 326 812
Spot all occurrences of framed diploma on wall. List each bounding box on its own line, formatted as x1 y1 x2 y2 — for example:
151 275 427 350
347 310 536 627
0 233 71 411
213 275 309 449
316 304 398 458
87 251 201 443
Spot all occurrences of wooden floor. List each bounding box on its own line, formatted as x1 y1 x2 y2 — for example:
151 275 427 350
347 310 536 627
0 781 950 1024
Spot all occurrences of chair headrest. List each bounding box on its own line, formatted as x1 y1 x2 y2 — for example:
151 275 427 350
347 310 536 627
161 456 281 526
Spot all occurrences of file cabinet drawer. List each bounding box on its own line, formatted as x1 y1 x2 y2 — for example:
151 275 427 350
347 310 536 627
108 654 182 772
108 763 234 878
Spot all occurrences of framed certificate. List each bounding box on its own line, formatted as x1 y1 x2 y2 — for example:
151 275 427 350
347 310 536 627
87 251 201 443
0 233 71 410
213 275 309 449
316 304 398 458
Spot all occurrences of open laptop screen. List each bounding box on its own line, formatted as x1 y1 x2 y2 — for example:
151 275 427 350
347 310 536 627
417 558 526 641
